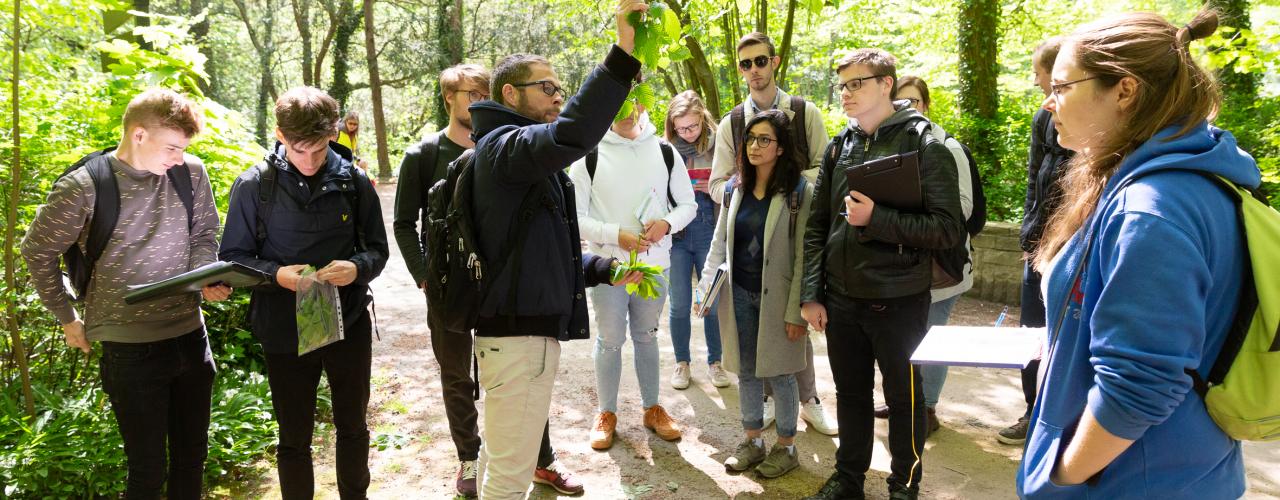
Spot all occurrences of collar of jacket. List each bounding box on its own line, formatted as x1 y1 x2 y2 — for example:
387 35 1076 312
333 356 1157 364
468 99 541 143
268 140 356 185
847 106 926 141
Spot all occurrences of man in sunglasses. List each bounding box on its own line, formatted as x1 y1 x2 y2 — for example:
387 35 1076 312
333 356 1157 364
462 1 646 498
708 31 840 440
798 48 964 500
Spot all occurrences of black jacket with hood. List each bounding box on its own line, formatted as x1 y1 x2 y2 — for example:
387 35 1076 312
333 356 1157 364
468 45 640 340
219 142 389 353
801 107 966 303
1019 108 1072 252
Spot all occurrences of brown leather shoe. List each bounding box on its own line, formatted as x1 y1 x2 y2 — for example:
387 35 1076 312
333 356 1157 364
643 405 682 441
590 411 617 450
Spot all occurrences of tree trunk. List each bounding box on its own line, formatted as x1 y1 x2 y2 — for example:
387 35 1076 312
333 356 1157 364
1208 0 1259 147
658 67 680 97
722 12 741 106
7 0 35 418
755 0 767 35
957 0 1002 177
190 0 213 96
133 0 151 50
433 0 465 130
328 0 360 108
667 0 721 116
291 0 315 86
776 0 797 86
363 0 392 181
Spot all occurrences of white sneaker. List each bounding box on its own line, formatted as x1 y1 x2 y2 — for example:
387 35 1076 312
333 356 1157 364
670 362 691 390
762 397 776 429
801 399 839 435
708 362 731 388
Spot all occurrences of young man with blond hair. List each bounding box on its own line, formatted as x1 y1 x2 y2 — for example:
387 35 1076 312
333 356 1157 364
22 88 228 499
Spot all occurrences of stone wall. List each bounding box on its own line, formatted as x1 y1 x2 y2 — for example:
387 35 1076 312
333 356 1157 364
970 221 1025 306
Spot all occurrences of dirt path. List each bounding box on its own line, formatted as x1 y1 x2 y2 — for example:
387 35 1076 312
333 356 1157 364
233 183 1280 499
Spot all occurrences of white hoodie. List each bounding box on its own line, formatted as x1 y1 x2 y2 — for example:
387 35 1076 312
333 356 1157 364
570 116 698 270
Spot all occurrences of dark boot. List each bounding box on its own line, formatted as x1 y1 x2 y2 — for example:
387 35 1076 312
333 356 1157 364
803 472 865 500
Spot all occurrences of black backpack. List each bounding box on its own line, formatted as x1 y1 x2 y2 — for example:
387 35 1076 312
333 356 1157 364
58 147 194 302
955 140 987 237
423 147 551 333
253 143 365 252
730 95 811 163
585 140 677 208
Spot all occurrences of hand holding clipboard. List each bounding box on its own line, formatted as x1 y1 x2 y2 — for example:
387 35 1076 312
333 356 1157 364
838 151 924 226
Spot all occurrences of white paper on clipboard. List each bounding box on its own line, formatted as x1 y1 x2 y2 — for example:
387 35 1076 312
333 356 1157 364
910 326 1045 369
634 187 668 224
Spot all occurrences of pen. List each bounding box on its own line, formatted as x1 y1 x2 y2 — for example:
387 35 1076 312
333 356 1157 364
995 305 1009 327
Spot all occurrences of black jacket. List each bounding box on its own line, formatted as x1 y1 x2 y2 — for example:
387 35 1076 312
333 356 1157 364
219 142 389 353
801 108 965 302
1020 108 1072 252
468 45 640 340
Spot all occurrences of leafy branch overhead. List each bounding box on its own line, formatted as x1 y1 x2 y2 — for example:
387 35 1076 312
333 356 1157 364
616 1 690 122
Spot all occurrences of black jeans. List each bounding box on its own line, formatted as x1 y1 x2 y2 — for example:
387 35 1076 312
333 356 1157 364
100 328 216 500
1020 262 1045 417
264 316 372 500
824 292 929 491
428 309 557 466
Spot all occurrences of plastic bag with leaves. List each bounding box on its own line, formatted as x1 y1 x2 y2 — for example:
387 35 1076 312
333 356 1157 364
296 265 345 355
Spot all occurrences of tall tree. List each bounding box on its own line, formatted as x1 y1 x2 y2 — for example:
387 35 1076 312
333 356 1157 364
190 0 213 95
291 0 316 86
7 0 35 417
668 0 721 116
957 0 1002 177
433 0 465 129
1208 0 1259 146
234 0 280 145
328 0 361 108
722 6 742 106
755 0 768 35
363 0 392 181
776 0 797 86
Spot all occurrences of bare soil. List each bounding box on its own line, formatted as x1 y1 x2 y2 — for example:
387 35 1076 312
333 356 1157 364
220 183 1280 499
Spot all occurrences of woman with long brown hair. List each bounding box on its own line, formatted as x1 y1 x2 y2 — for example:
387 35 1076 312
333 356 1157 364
1017 9 1259 498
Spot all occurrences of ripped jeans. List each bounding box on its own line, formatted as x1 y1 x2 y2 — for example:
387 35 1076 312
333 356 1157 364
591 271 670 413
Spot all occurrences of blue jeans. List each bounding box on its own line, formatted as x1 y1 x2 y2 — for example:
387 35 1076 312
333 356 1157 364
921 295 960 408
668 192 722 364
592 272 670 413
733 284 799 438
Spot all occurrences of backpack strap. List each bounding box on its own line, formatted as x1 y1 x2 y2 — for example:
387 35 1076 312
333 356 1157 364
255 159 278 246
789 95 810 162
418 133 442 198
84 154 120 272
659 140 677 208
722 176 737 208
730 104 746 153
586 148 598 181
901 118 931 157
166 163 195 229
344 178 366 253
500 180 555 331
788 177 807 240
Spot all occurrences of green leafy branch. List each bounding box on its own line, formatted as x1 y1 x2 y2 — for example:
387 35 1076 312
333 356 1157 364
615 1 690 122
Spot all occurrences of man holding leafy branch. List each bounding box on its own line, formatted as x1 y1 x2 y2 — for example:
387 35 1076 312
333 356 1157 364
464 0 649 497
570 101 698 450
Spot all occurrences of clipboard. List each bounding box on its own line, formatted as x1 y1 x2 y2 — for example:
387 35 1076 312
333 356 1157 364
694 262 729 316
124 261 271 305
844 151 923 212
910 326 1044 369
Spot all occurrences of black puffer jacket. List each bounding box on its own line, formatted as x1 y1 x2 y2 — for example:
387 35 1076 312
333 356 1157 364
1020 108 1072 252
801 108 965 302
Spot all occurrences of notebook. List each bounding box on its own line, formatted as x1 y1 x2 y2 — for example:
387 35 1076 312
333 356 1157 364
694 262 730 317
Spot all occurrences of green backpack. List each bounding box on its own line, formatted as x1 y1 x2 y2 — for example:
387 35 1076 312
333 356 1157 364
1191 174 1280 441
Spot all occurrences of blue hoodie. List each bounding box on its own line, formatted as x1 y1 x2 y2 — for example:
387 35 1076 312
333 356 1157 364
1017 122 1259 499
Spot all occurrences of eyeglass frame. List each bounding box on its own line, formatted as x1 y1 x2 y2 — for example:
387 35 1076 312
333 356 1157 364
744 133 777 149
455 89 490 102
512 80 568 99
673 123 701 135
831 74 887 94
1049 76 1101 103
738 55 773 71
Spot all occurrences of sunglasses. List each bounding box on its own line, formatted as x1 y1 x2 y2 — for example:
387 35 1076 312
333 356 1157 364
513 80 568 99
738 55 772 71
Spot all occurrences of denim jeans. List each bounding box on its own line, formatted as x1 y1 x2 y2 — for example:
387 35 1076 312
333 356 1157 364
668 192 722 364
99 328 215 500
733 284 799 437
264 316 372 500
592 272 670 412
921 295 961 408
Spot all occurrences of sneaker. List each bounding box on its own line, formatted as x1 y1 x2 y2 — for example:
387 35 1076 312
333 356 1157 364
708 362 731 388
997 416 1030 445
533 461 584 495
724 438 767 472
889 485 920 500
803 472 865 500
670 362 691 390
801 399 839 435
762 397 776 429
456 460 478 498
926 407 941 438
756 444 800 479
873 403 890 419
590 411 617 450
643 405 682 441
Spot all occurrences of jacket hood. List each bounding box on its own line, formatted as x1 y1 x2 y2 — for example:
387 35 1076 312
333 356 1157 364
600 114 657 146
1104 122 1261 199
469 100 540 142
848 106 927 136
269 141 355 181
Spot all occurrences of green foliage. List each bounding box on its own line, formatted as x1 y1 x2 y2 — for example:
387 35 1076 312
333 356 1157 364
613 250 665 299
618 1 686 123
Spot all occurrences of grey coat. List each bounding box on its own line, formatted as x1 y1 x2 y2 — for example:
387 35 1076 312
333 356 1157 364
699 178 814 378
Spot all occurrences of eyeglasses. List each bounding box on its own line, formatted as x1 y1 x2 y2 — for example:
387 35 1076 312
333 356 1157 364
674 124 700 135
738 55 772 71
744 134 775 148
903 97 921 107
458 89 490 102
1050 76 1100 102
513 80 568 99
830 75 885 94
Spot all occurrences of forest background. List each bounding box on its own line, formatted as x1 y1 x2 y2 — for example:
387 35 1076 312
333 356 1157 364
1 0 1277 496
